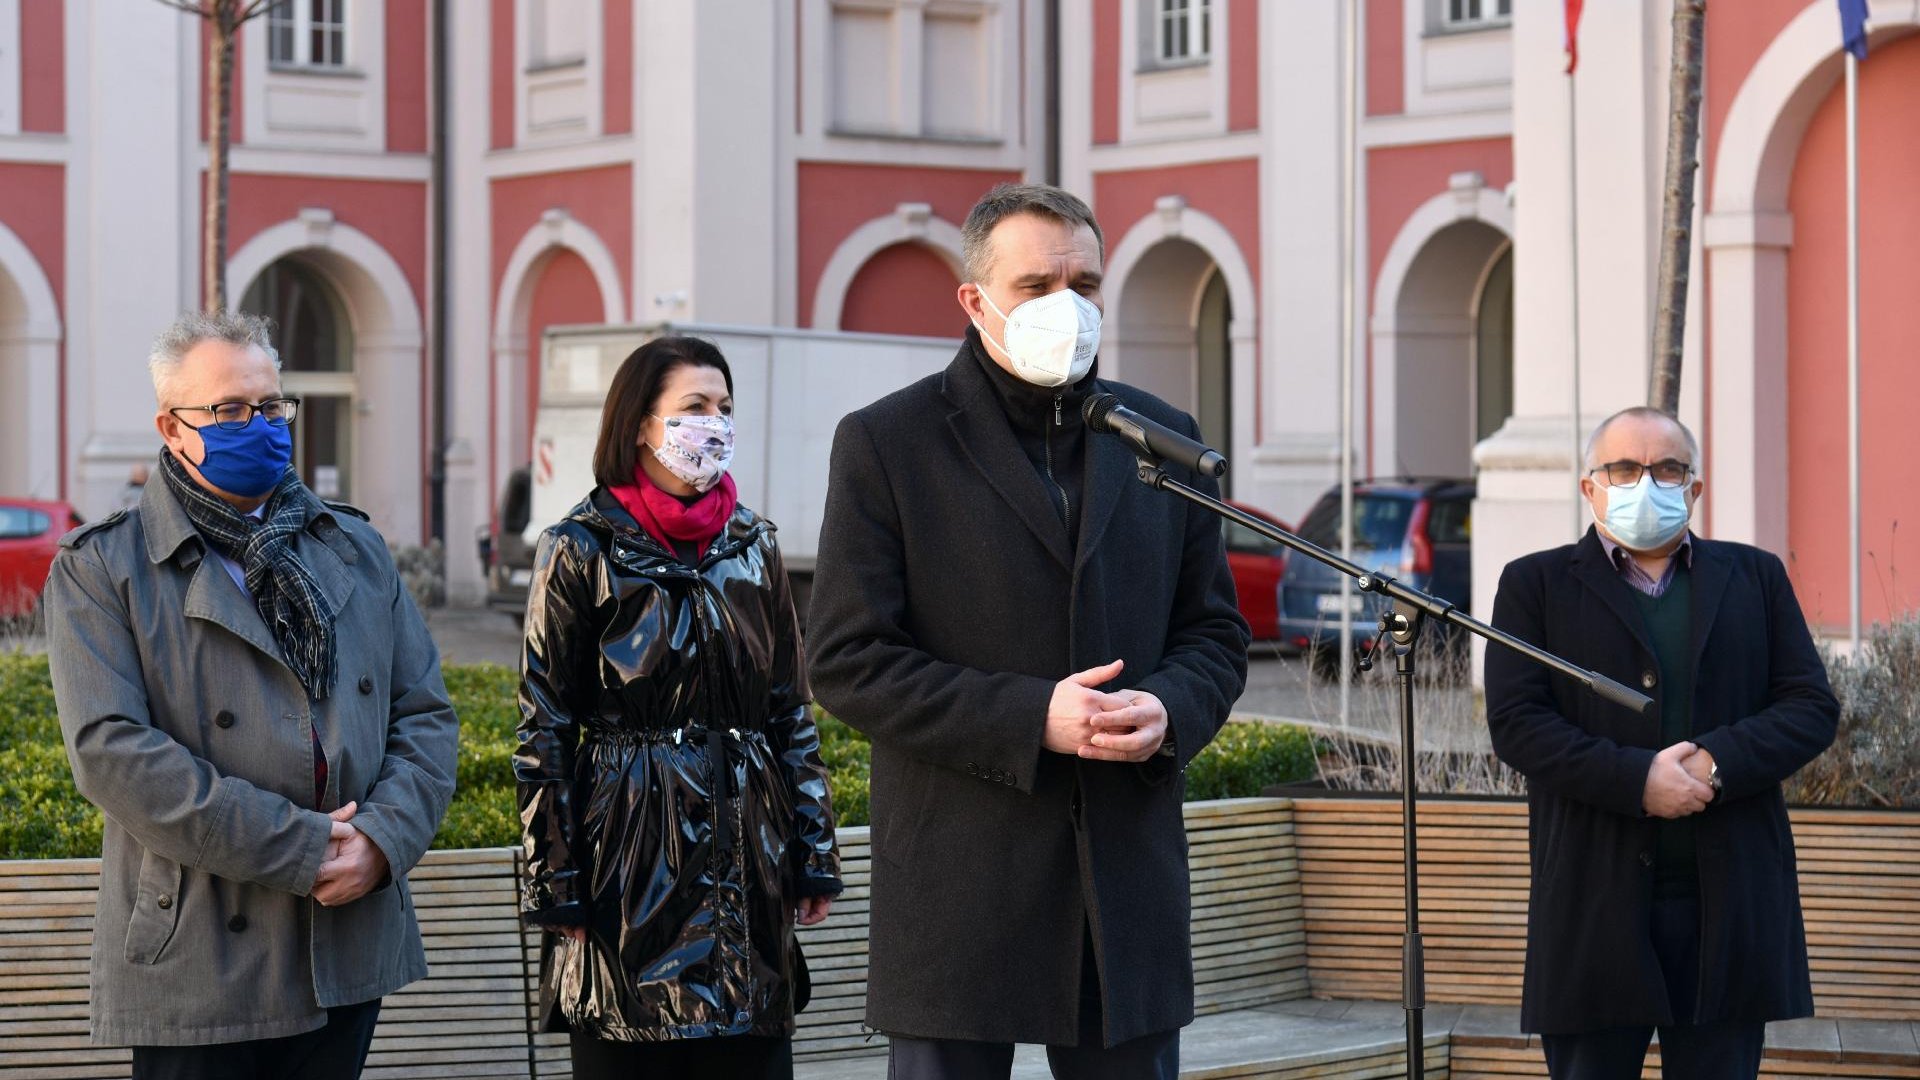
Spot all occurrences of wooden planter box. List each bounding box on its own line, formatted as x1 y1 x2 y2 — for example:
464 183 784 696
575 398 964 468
4 796 1912 1080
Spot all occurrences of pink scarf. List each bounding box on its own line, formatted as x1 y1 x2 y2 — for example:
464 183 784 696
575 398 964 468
608 471 738 555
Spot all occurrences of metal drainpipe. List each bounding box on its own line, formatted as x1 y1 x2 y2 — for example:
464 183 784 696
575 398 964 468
428 0 450 549
1045 0 1061 186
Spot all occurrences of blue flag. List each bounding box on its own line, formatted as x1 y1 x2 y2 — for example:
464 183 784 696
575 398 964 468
1838 0 1870 60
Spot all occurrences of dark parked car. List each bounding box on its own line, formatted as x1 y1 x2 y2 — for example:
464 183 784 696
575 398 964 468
476 467 534 625
1277 478 1474 675
1223 500 1290 642
1 498 85 623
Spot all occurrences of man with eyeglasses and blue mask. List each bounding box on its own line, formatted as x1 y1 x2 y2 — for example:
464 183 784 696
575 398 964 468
1485 405 1837 1080
43 311 458 1079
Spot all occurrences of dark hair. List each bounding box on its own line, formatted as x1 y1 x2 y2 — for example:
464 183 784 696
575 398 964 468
592 336 734 488
961 183 1105 284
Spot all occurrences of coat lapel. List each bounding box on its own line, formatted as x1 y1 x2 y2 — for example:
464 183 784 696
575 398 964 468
172 493 359 676
1570 527 1657 658
296 520 358 620
1073 414 1137 573
942 351 1074 570
183 557 287 666
1686 537 1732 671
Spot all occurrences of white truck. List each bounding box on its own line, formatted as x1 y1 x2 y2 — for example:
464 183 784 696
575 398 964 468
489 322 960 620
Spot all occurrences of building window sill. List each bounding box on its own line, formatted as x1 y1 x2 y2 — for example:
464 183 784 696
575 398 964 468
525 57 587 75
267 63 365 79
826 126 1003 147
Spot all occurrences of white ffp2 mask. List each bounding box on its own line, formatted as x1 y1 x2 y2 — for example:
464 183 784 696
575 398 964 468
974 287 1102 388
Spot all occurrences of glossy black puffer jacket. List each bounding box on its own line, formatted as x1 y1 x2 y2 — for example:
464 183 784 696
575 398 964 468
515 489 841 1042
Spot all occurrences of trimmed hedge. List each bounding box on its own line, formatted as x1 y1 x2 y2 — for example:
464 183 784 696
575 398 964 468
0 652 1315 858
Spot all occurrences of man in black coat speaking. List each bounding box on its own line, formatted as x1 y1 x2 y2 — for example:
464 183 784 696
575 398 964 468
1486 406 1837 1080
806 183 1250 1079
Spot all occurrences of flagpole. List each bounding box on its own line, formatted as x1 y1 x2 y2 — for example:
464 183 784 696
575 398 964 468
1568 68 1583 538
1846 50 1861 651
1337 0 1358 728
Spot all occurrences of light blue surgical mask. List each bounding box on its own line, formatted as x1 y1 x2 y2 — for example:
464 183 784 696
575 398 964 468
1596 474 1691 551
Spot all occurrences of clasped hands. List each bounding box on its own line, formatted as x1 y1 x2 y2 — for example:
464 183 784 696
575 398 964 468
1642 742 1718 819
312 801 390 907
1044 659 1169 764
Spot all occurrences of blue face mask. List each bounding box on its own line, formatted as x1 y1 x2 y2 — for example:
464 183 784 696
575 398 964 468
188 415 294 498
1597 474 1691 551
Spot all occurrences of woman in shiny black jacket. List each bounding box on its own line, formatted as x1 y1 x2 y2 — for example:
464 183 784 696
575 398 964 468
515 337 840 1079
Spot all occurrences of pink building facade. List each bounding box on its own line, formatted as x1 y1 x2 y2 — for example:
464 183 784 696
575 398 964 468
0 0 1911 628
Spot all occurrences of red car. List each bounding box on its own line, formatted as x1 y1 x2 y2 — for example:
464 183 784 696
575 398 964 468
1223 500 1290 641
0 499 84 621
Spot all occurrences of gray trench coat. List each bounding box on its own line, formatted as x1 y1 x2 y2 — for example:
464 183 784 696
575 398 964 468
44 478 458 1046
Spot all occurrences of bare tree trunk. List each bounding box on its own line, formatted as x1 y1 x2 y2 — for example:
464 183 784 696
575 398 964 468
1648 0 1706 415
204 1 236 312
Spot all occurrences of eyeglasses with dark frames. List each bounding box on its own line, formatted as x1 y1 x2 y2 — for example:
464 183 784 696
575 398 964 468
168 397 301 431
1586 459 1692 489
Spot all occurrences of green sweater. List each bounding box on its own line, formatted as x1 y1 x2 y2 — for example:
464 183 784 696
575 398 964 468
1633 570 1697 898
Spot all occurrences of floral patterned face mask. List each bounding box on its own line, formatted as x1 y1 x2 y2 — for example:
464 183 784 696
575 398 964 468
647 413 735 492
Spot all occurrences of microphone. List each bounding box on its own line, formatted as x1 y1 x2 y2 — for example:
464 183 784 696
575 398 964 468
1082 393 1227 478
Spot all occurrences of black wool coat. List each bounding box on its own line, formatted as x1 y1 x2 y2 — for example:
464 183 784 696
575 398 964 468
806 343 1250 1047
1485 528 1838 1035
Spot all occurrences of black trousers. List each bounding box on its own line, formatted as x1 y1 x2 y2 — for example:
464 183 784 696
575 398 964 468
130 998 382 1080
567 1030 793 1080
886 929 1178 1080
885 1028 1178 1080
1540 895 1765 1080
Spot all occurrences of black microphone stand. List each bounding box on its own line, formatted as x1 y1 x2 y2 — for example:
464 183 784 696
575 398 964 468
1129 456 1654 1080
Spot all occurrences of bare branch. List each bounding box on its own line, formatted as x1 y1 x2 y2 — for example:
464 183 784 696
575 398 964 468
237 0 293 24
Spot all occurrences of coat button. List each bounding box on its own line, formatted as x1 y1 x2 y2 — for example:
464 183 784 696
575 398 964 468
965 762 979 776
214 710 235 729
1641 671 1657 690
1639 851 1654 868
358 675 374 695
156 894 173 910
227 915 247 933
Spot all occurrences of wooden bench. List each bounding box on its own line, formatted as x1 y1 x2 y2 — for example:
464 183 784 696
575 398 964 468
1291 796 1920 1079
7 795 1909 1079
790 797 1458 1080
0 850 543 1080
786 797 1311 1064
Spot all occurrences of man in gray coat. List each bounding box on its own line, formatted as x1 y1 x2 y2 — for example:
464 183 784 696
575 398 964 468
45 311 459 1079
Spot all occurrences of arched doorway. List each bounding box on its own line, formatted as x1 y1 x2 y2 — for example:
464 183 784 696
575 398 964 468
1473 245 1514 444
1110 238 1234 490
839 242 961 337
1377 220 1511 478
1782 32 1920 627
241 258 356 500
227 214 424 539
0 225 61 501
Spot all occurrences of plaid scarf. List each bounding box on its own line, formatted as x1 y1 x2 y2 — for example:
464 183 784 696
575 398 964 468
158 450 339 700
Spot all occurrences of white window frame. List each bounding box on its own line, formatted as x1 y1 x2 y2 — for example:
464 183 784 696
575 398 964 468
1153 0 1211 67
0 0 20 135
242 0 386 151
527 0 589 71
268 0 350 71
1438 0 1511 33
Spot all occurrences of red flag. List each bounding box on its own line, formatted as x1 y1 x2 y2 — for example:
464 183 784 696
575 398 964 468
1565 0 1585 73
